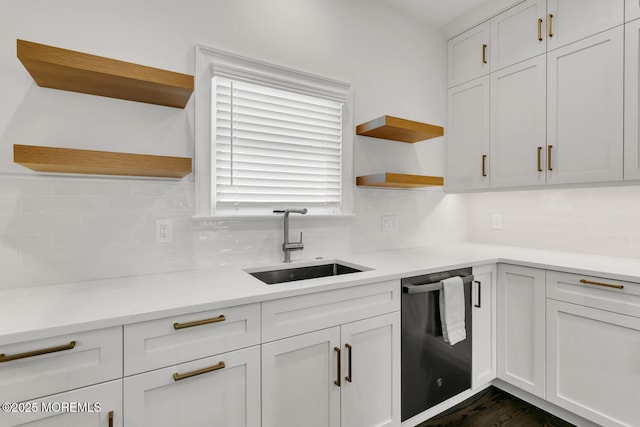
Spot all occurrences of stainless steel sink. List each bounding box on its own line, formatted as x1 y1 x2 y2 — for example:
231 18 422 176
247 262 367 285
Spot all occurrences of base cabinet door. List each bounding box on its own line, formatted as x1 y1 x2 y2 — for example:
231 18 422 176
123 346 260 427
471 265 496 389
546 299 640 427
340 312 400 427
0 380 122 427
497 264 546 398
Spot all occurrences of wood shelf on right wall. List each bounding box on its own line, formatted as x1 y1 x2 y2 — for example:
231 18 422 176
356 173 443 188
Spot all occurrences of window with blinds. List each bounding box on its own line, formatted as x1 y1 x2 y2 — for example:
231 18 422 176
211 76 344 214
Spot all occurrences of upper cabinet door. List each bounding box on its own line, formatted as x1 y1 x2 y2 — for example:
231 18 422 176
547 28 623 185
490 55 546 188
445 75 490 191
490 0 546 71
546 0 624 51
627 0 640 22
448 21 490 88
626 19 640 180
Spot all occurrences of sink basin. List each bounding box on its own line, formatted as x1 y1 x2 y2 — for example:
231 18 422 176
247 262 366 285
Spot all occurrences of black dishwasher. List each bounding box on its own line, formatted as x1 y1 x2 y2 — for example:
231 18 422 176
401 267 473 422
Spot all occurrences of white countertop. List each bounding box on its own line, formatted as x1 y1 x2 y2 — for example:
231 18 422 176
2 242 640 345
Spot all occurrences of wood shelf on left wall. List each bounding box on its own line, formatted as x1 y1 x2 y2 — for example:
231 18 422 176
14 145 192 178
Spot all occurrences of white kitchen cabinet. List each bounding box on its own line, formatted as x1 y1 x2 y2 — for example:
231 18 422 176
497 264 545 398
546 27 623 185
625 19 640 180
448 21 490 88
546 0 624 51
471 265 496 390
546 299 640 427
0 380 122 427
262 312 400 427
490 0 546 71
445 75 490 191
628 1 640 22
124 346 260 427
489 54 546 188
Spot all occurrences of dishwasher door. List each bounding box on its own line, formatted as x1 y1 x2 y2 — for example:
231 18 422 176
401 268 473 422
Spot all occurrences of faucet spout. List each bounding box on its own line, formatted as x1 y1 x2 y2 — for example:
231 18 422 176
274 208 308 262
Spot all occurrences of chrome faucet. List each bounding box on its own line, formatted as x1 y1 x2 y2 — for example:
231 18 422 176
273 208 308 262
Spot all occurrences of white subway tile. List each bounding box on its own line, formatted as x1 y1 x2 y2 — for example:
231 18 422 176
21 196 108 214
52 228 132 248
50 179 132 197
0 214 83 233
0 177 50 196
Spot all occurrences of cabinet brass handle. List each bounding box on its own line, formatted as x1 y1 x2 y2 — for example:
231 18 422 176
538 18 543 41
334 347 341 387
173 314 225 330
547 145 553 171
579 279 624 290
108 410 114 427
0 340 76 363
482 154 487 177
548 14 553 38
482 44 488 64
345 343 352 383
537 146 542 172
474 281 482 308
173 361 225 381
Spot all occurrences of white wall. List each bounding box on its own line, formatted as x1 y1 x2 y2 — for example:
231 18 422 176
0 0 466 288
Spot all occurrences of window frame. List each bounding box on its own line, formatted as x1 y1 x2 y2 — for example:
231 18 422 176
194 44 354 219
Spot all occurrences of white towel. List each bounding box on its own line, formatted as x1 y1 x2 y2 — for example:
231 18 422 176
439 276 466 345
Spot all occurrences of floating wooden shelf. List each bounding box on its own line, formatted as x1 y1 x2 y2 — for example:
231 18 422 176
17 39 194 108
356 173 443 188
14 145 192 178
356 115 444 143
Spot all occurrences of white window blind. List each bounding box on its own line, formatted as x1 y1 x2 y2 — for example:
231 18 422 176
212 76 344 214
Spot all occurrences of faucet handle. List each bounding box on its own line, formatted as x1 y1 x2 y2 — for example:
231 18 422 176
298 232 303 243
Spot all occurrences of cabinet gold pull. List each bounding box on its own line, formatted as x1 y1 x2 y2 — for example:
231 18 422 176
173 361 225 381
579 279 624 290
482 154 487 177
173 314 225 330
474 281 482 308
548 14 553 37
537 146 542 172
345 343 352 383
0 340 76 363
334 347 341 387
538 18 543 41
482 44 488 64
108 410 114 427
547 145 553 171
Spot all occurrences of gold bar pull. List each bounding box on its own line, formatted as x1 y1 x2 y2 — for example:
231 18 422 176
0 341 76 363
173 361 225 381
537 146 542 172
482 154 487 177
334 346 341 387
108 410 114 427
345 343 352 383
579 279 624 290
482 44 488 64
548 14 553 38
173 314 225 330
547 145 553 171
538 18 543 41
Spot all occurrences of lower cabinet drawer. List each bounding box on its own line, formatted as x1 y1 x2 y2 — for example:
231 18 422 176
124 303 260 376
0 327 122 403
0 379 122 427
123 345 260 427
547 299 640 427
546 270 640 317
262 280 400 342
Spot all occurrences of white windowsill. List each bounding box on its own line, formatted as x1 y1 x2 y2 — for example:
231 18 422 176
192 213 356 221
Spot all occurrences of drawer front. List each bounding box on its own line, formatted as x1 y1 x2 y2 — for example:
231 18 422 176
0 327 122 403
262 280 400 342
124 303 260 376
546 270 640 317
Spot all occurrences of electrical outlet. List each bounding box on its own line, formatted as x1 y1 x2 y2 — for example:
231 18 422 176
155 218 173 243
381 215 399 232
491 213 503 230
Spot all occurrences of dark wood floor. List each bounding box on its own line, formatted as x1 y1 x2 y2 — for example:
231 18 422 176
418 386 576 427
